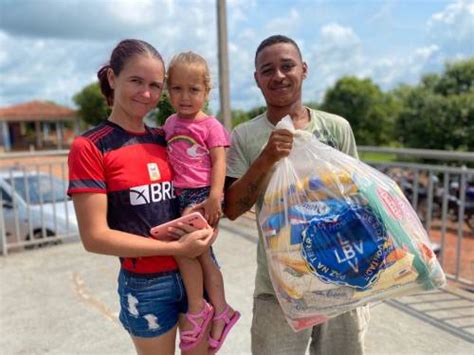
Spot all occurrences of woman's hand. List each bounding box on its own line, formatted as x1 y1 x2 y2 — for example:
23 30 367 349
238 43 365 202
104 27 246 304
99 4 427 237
169 223 215 258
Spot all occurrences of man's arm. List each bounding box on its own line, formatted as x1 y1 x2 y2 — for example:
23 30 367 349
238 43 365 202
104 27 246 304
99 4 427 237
224 156 273 220
224 129 293 220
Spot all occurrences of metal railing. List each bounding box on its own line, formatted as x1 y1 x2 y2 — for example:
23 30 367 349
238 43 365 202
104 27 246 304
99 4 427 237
0 159 78 255
1 148 473 287
359 146 474 286
359 146 474 162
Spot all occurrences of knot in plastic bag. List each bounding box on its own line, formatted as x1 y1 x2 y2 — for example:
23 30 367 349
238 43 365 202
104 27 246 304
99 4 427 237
276 115 313 141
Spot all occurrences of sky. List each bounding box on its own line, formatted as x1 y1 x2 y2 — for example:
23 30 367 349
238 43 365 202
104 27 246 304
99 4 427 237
0 0 473 114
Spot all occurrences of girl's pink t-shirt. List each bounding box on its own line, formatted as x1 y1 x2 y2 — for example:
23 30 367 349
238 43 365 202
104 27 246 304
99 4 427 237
162 114 230 188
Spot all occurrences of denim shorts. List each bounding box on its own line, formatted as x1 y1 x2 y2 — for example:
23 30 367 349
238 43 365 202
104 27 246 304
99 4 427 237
175 186 221 267
175 186 211 214
117 269 188 338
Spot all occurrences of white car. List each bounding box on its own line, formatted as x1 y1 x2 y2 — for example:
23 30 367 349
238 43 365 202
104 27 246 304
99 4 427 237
0 170 79 252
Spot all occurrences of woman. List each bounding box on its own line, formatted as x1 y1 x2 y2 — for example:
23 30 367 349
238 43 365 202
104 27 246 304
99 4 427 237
68 39 215 355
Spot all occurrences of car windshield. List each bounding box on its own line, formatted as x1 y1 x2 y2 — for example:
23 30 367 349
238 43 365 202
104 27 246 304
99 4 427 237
7 175 68 205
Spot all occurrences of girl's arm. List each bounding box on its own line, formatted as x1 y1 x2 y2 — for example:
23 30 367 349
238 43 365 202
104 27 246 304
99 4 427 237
206 146 226 225
209 146 226 200
73 192 214 258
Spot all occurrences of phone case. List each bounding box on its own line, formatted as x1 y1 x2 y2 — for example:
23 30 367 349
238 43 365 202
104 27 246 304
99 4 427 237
149 212 209 239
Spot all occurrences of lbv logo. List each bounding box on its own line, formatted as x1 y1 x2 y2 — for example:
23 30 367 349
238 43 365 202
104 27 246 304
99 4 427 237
333 233 364 273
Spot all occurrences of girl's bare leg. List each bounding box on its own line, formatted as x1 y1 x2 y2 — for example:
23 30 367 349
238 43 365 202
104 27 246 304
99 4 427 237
177 206 208 333
199 250 236 341
175 256 205 333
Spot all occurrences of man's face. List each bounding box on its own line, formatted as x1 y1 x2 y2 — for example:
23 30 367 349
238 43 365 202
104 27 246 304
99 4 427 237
254 43 307 108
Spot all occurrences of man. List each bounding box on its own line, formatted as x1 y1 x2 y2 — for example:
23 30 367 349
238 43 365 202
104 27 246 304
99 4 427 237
224 35 369 355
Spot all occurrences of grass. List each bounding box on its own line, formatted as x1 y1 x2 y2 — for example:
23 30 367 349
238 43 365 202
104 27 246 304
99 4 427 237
359 151 398 162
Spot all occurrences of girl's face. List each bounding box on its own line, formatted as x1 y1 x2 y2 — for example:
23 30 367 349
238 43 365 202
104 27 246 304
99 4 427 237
108 55 165 122
168 64 208 119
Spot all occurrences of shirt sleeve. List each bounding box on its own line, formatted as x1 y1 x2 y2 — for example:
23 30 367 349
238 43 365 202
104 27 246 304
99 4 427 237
67 136 106 195
339 120 359 160
206 118 230 149
162 114 174 141
226 127 249 179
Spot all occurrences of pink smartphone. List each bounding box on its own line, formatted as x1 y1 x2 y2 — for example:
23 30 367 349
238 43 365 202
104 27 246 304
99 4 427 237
149 212 209 239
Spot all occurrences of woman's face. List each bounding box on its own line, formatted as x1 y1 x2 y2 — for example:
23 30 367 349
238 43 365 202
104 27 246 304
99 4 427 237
108 54 165 121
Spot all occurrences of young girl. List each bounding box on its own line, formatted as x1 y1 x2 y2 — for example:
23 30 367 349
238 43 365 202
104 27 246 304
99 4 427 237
163 51 240 353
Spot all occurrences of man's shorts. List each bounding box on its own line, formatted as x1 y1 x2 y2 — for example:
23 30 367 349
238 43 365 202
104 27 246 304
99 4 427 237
251 293 370 355
117 269 188 338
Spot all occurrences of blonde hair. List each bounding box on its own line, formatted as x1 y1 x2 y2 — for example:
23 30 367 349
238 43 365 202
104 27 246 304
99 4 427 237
167 51 211 92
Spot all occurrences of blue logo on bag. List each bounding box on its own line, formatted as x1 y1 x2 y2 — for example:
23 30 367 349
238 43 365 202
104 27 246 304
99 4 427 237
301 205 388 290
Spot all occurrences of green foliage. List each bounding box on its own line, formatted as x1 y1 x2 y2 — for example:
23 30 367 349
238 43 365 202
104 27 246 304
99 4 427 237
396 89 447 149
433 58 474 96
71 57 474 151
231 109 250 127
395 58 474 150
246 105 267 118
231 105 266 127
73 83 110 126
420 73 440 91
321 77 398 145
452 91 474 150
305 101 320 110
358 151 398 162
155 91 175 126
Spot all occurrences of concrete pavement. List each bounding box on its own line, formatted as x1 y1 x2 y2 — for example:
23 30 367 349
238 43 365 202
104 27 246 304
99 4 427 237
1 215 473 354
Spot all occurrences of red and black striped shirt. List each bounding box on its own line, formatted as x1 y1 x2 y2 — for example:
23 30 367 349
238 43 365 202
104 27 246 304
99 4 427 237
68 120 180 274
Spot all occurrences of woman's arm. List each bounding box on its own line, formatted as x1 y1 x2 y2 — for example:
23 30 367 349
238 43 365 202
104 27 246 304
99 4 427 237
73 193 214 258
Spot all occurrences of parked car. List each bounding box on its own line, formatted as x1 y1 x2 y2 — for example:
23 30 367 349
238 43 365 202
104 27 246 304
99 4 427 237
0 170 78 250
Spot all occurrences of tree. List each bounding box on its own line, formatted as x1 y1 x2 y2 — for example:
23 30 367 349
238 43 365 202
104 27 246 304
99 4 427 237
155 91 175 126
394 58 474 150
396 89 447 149
447 92 474 150
230 105 267 127
73 83 110 126
434 58 474 96
231 109 249 127
321 77 397 145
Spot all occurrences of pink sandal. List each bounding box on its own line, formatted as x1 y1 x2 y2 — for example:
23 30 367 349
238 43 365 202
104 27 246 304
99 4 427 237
208 305 241 354
179 301 214 351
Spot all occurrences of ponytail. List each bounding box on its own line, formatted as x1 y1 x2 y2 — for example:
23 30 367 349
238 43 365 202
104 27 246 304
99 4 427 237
97 64 114 107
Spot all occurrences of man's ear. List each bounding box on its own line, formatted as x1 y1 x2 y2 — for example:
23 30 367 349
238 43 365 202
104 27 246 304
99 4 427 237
254 71 261 88
302 62 308 80
107 68 116 90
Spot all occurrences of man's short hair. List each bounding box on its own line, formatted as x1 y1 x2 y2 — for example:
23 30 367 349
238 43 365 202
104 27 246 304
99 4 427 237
254 35 303 66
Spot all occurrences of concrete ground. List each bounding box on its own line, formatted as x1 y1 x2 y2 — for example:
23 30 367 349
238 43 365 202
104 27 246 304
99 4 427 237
1 215 473 354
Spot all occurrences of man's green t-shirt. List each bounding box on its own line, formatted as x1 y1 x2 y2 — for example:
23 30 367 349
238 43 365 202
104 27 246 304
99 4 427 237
226 108 359 297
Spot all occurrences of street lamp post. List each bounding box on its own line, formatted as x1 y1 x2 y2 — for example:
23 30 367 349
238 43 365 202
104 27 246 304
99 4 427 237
217 0 232 130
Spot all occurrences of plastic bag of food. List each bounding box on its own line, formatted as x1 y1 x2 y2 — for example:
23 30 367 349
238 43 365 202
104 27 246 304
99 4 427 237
259 116 446 331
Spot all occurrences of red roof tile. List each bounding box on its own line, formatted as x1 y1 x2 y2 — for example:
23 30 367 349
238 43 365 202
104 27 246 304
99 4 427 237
0 100 77 122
